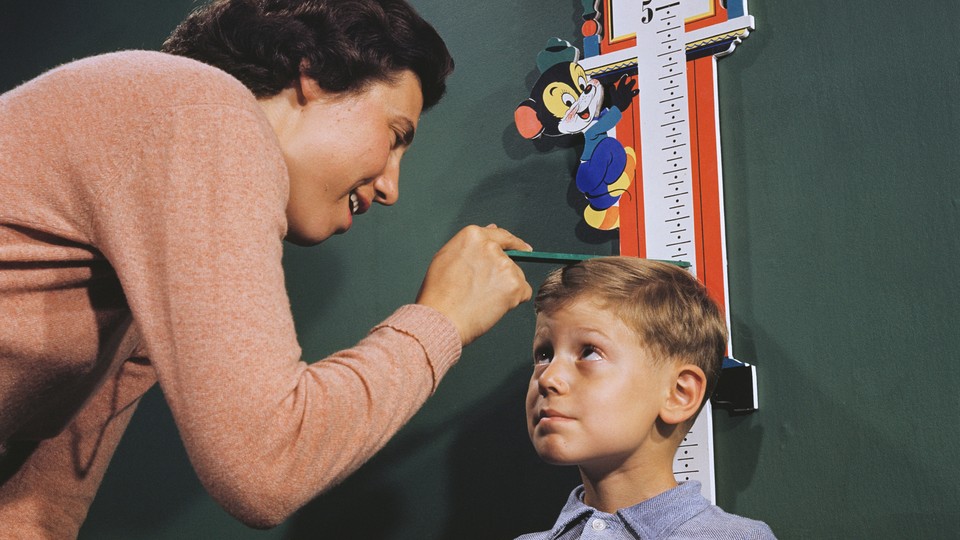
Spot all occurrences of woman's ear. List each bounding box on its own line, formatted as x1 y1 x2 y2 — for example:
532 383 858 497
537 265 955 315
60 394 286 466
297 72 325 104
659 364 707 426
295 59 328 104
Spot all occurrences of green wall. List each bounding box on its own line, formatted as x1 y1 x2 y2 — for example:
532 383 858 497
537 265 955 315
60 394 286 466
3 1 958 538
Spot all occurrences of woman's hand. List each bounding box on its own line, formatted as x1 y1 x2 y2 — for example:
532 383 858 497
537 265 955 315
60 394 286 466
416 224 533 346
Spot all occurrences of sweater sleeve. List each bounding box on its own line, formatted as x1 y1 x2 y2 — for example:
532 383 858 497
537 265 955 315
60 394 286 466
92 102 461 527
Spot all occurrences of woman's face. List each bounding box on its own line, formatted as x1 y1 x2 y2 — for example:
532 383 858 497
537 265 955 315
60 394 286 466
274 70 424 246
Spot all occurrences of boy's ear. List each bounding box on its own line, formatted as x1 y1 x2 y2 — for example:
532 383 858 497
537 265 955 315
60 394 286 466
659 364 708 426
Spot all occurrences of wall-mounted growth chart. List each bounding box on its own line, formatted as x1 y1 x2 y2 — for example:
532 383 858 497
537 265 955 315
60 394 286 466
514 0 758 504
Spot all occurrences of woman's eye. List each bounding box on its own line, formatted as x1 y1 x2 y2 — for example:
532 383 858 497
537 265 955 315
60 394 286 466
581 346 603 361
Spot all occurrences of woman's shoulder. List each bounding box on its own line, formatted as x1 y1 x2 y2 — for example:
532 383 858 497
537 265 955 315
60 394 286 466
56 50 256 109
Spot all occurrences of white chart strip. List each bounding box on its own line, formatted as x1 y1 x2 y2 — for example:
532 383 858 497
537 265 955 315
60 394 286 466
636 0 699 276
635 0 715 503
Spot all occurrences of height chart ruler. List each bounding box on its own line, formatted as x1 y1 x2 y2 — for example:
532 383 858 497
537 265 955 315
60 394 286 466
579 0 757 503
635 1 698 273
637 0 714 500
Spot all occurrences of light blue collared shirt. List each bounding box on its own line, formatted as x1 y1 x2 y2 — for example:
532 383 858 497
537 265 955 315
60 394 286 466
514 481 776 540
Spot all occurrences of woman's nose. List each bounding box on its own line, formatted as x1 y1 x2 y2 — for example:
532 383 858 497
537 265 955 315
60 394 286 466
373 160 400 206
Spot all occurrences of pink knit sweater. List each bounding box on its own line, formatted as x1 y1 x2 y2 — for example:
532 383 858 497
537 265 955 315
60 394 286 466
0 51 461 536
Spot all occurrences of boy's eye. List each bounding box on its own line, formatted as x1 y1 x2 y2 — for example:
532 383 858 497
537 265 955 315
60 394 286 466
580 345 603 362
533 346 553 365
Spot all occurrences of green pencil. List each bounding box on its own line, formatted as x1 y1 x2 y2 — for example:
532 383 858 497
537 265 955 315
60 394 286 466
505 250 690 268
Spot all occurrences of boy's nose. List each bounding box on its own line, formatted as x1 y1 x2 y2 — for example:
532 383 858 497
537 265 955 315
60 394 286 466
537 362 569 395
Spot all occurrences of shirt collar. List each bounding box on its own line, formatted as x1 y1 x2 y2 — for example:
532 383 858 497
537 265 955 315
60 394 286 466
618 481 710 538
546 481 709 539
544 486 593 538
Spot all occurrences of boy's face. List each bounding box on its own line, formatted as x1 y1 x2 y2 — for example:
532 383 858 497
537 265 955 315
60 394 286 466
526 295 674 473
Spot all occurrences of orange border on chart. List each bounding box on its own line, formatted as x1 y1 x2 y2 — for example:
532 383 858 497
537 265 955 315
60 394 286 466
614 48 727 313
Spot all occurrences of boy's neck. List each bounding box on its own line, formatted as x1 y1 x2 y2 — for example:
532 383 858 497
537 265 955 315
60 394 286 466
579 459 678 514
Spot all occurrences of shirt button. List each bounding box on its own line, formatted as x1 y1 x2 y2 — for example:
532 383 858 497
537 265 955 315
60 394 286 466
591 518 606 531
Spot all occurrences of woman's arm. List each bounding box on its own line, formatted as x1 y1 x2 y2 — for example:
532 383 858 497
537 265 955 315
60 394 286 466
90 101 465 527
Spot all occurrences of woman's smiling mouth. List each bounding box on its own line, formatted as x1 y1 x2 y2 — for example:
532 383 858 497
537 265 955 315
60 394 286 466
350 191 360 214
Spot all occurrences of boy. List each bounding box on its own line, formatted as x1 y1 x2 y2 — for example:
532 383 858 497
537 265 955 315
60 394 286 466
517 257 775 539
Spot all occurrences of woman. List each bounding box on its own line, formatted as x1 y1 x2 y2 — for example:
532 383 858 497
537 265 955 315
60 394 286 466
0 0 532 535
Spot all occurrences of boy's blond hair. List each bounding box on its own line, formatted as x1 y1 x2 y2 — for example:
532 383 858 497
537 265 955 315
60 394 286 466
534 257 728 408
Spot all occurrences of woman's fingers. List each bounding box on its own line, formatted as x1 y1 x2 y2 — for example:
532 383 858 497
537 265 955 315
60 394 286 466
416 225 533 345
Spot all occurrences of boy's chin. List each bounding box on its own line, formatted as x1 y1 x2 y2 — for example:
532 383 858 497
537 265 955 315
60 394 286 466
534 448 581 467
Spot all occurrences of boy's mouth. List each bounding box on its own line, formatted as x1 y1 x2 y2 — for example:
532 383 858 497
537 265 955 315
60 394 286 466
537 408 572 424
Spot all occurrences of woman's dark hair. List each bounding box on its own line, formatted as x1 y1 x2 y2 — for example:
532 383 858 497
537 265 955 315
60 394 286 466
162 0 454 109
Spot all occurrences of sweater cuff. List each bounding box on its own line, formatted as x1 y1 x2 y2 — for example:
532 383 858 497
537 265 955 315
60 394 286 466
370 304 462 392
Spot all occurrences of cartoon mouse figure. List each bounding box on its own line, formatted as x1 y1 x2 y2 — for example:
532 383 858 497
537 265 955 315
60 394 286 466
515 38 638 230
